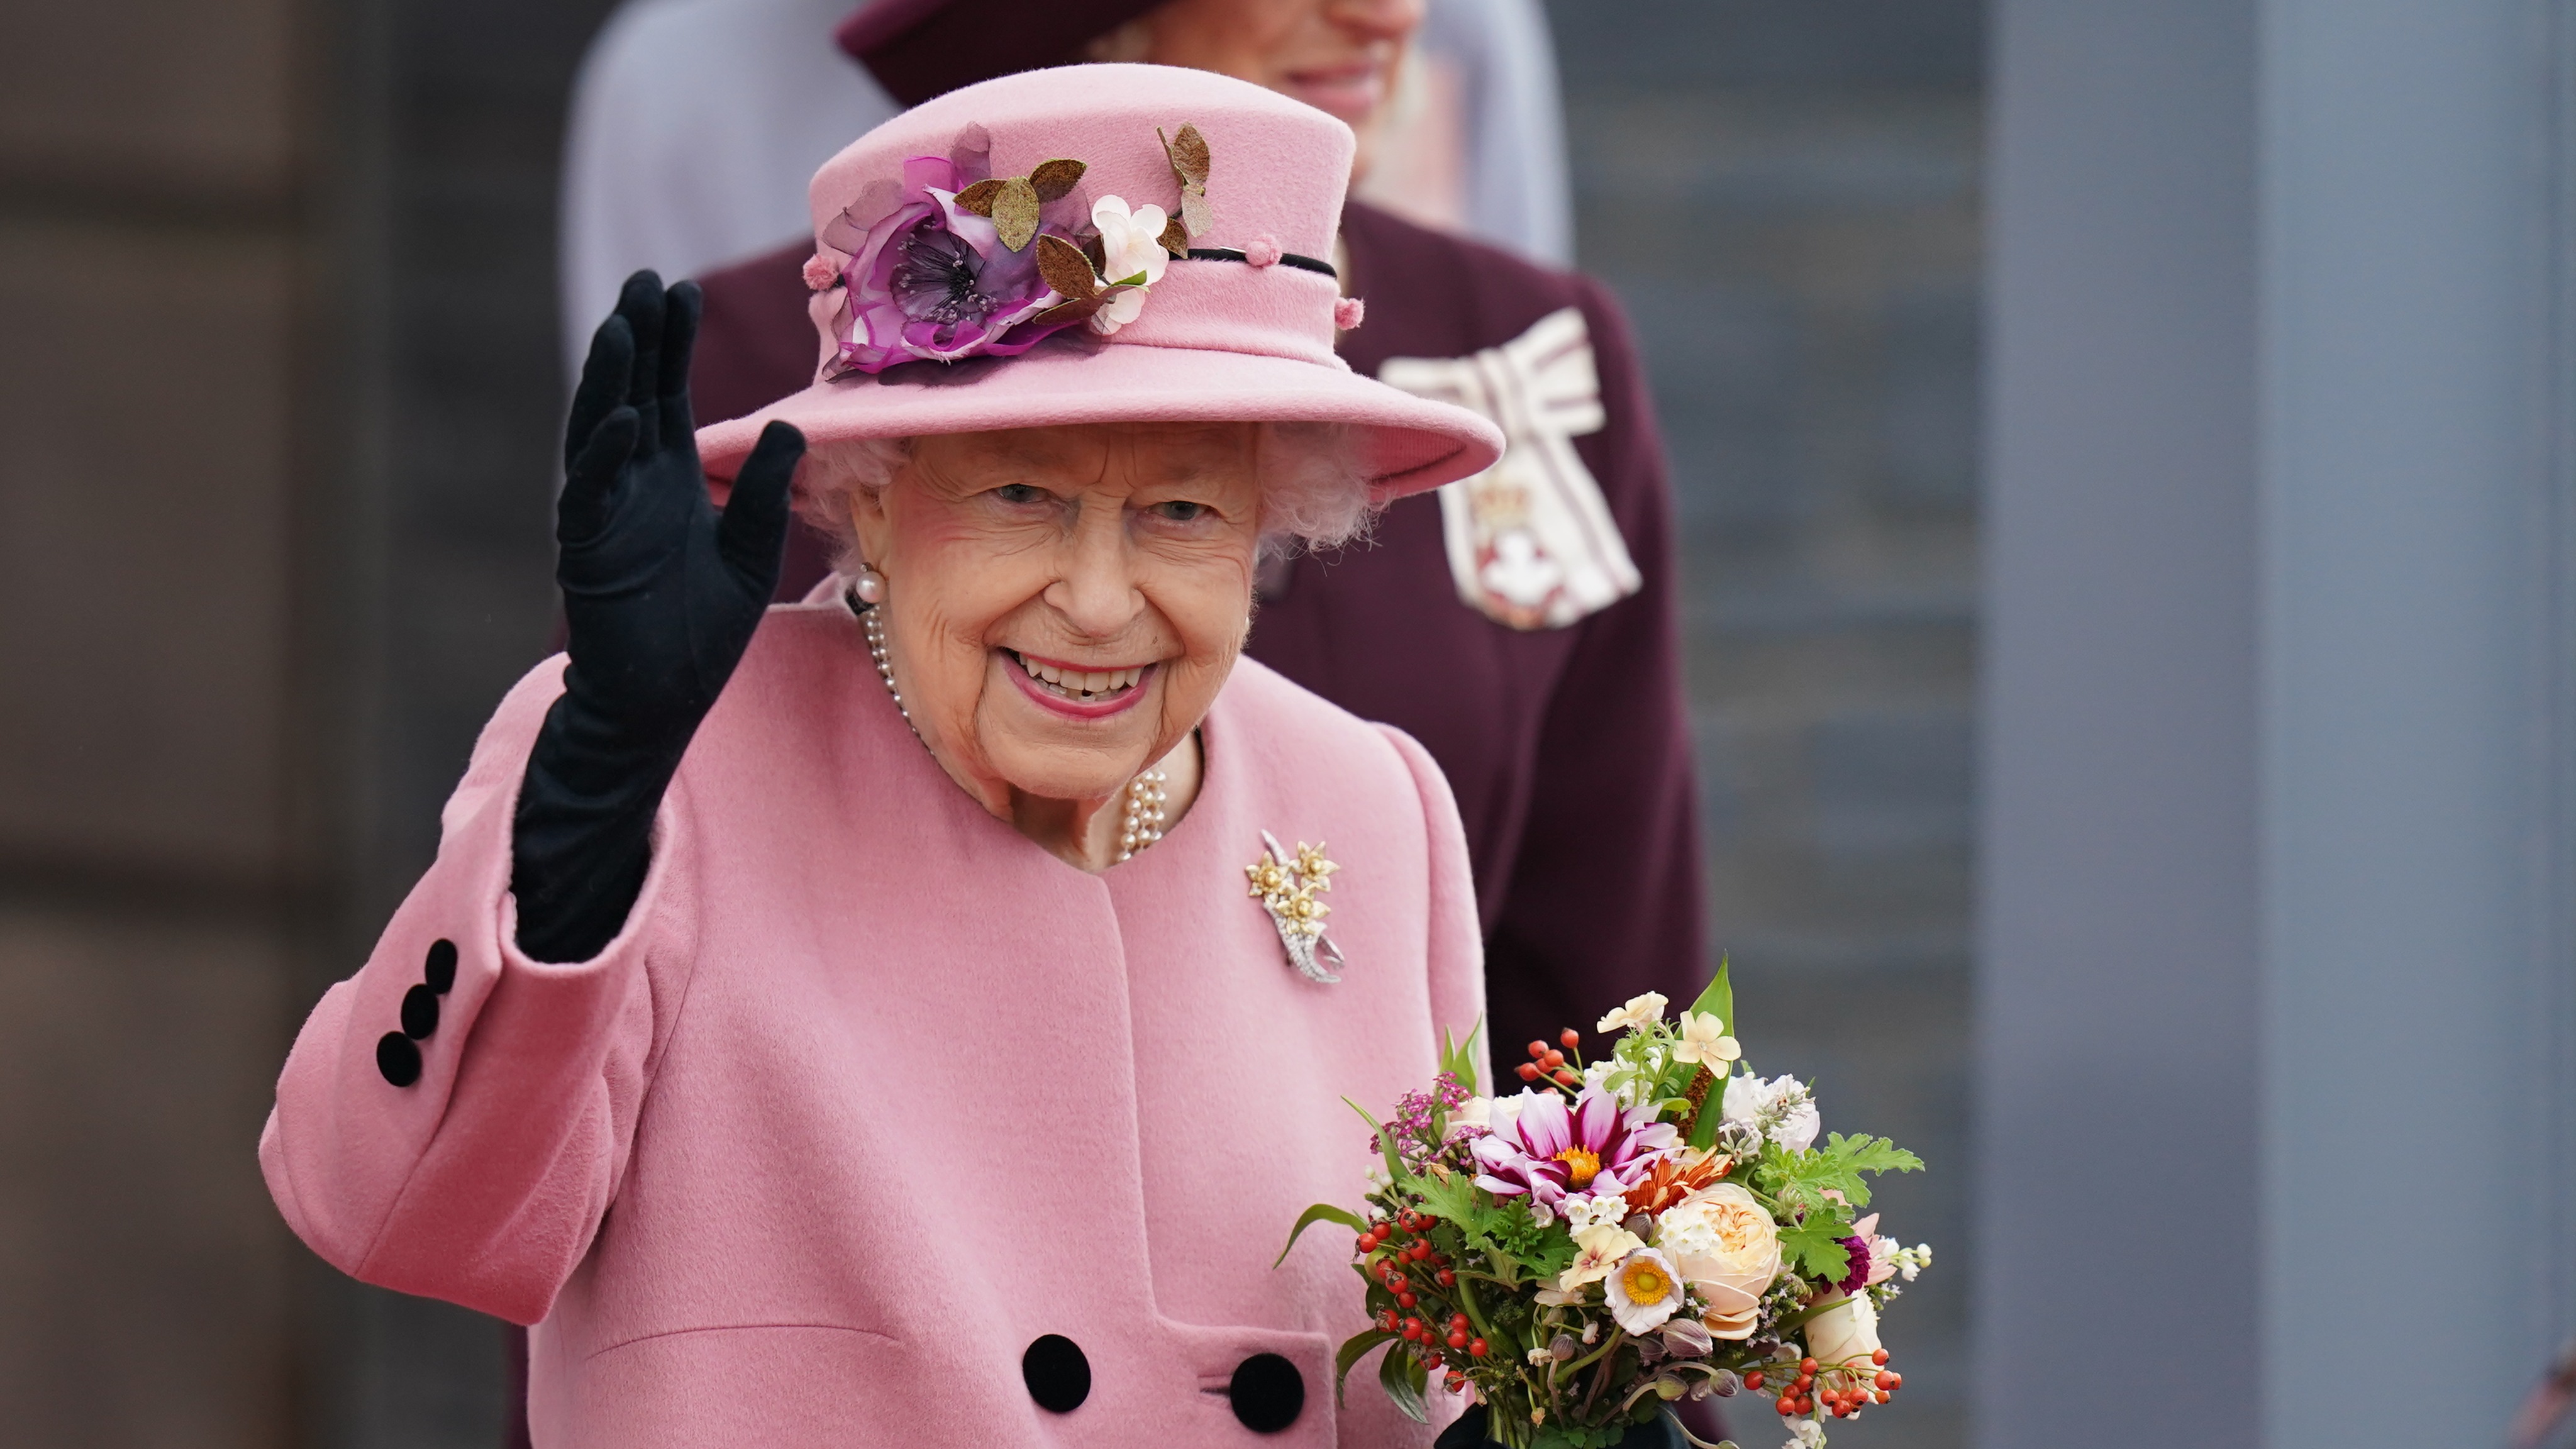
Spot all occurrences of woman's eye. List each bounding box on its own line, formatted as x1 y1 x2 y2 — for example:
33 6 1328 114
1152 500 1209 523
991 484 1046 505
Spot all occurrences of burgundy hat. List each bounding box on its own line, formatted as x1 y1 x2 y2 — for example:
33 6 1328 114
838 0 1155 107
695 64 1502 504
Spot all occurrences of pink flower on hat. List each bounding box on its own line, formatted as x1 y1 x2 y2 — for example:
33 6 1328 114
802 252 845 291
1245 234 1284 267
825 155 1075 376
1334 297 1367 331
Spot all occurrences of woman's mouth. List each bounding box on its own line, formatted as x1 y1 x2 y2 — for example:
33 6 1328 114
1004 650 1158 718
1281 62 1388 123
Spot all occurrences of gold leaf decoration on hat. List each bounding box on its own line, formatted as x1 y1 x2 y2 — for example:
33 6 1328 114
1156 214 1191 257
989 178 1043 250
1160 123 1214 249
1027 157 1087 201
1033 233 1099 301
1028 233 1138 328
952 159 1088 252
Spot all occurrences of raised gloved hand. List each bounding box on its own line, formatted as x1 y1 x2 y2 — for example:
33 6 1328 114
512 271 806 962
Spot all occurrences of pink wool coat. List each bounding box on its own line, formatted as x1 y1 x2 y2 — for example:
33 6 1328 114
260 598 1487 1448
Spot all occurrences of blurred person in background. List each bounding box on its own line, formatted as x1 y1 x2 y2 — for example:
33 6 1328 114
560 0 1572 358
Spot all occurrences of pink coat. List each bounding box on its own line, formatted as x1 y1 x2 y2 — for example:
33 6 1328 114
260 597 1487 1448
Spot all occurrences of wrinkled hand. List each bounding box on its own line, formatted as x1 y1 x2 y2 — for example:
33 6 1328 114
556 270 806 748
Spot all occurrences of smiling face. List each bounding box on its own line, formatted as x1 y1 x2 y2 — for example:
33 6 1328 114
1135 0 1426 172
846 422 1263 815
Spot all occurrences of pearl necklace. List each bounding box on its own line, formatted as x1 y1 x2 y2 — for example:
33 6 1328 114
857 591 1170 861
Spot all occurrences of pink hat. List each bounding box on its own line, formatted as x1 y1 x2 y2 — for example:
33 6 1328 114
694 64 1504 503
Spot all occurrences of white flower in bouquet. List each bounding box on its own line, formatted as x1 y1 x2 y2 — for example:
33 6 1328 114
1672 1011 1740 1067
1596 992 1669 1034
1787 1418 1827 1448
1453 1096 1494 1132
1721 1073 1821 1153
1605 1247 1687 1335
1561 1191 1631 1234
1802 1291 1882 1368
1557 1224 1646 1292
1656 1182 1782 1341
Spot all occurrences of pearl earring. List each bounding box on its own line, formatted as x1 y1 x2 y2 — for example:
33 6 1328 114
852 563 886 605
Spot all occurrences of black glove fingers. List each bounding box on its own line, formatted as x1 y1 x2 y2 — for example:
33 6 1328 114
559 406 640 545
714 421 806 594
657 280 703 456
565 313 635 475
617 270 667 456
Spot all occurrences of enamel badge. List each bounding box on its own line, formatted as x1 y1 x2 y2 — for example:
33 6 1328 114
1246 831 1345 984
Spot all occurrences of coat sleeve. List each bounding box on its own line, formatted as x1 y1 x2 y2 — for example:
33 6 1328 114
258 657 696 1326
1484 277 1709 1045
1378 723 1492 1091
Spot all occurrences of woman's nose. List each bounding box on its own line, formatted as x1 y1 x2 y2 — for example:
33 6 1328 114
1326 0 1425 42
1043 506 1141 635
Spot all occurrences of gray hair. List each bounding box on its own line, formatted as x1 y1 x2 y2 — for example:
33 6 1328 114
789 423 1377 573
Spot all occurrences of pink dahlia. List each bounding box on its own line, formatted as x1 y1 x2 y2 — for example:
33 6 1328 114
1470 1087 1678 1218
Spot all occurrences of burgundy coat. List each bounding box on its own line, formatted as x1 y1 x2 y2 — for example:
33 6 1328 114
691 201 1706 1058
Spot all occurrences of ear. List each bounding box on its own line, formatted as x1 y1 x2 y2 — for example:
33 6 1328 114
845 467 901 571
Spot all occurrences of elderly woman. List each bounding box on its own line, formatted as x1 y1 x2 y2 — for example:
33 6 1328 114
261 65 1512 1446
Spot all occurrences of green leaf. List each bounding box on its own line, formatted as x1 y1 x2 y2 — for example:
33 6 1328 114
1441 1016 1486 1095
1777 1217 1853 1282
1821 1131 1924 1177
1346 1097 1406 1183
1274 1202 1367 1269
1685 958 1735 1036
1379 1338 1430 1423
1334 1329 1395 1406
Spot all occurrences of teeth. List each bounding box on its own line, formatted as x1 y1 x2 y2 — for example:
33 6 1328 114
1014 653 1146 699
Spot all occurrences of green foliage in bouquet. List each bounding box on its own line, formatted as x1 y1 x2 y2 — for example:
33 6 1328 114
1280 967 1933 1449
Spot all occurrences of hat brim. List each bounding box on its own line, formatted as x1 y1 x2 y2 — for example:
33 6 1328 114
695 340 1504 505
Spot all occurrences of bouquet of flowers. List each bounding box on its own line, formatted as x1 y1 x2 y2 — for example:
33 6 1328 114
1280 968 1929 1449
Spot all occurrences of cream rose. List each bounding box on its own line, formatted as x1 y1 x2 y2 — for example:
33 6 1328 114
1652 1182 1781 1340
1802 1291 1882 1368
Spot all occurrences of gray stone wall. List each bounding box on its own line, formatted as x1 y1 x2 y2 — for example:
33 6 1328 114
1547 5 1984 1445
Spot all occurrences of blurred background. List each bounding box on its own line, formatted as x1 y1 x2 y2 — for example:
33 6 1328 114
3 3 2569 1448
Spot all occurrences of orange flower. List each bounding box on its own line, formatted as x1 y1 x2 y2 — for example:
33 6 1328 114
1622 1150 1733 1216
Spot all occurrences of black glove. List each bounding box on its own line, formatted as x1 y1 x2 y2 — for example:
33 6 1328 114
510 270 806 962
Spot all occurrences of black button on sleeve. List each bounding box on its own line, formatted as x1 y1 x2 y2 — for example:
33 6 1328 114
1021 1335 1090 1413
375 1031 421 1087
400 984 440 1040
424 938 458 993
1228 1353 1304 1433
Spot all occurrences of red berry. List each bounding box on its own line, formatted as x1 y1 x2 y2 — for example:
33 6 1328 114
1741 1371 1762 1391
1560 1029 1582 1050
1528 1040 1550 1060
1541 1050 1565 1069
1397 1292 1416 1307
1450 1313 1470 1329
1873 1391 1889 1405
1799 1357 1818 1374
1436 1269 1456 1286
1469 1339 1489 1358
1447 1331 1469 1350
1874 1372 1894 1391
1553 1070 1579 1086
1885 1373 1902 1391
1516 1063 1541 1081
1423 1353 1442 1371
1871 1349 1889 1366
1776 1399 1796 1417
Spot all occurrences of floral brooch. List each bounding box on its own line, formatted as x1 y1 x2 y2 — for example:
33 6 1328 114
1246 831 1345 984
804 123 1219 377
